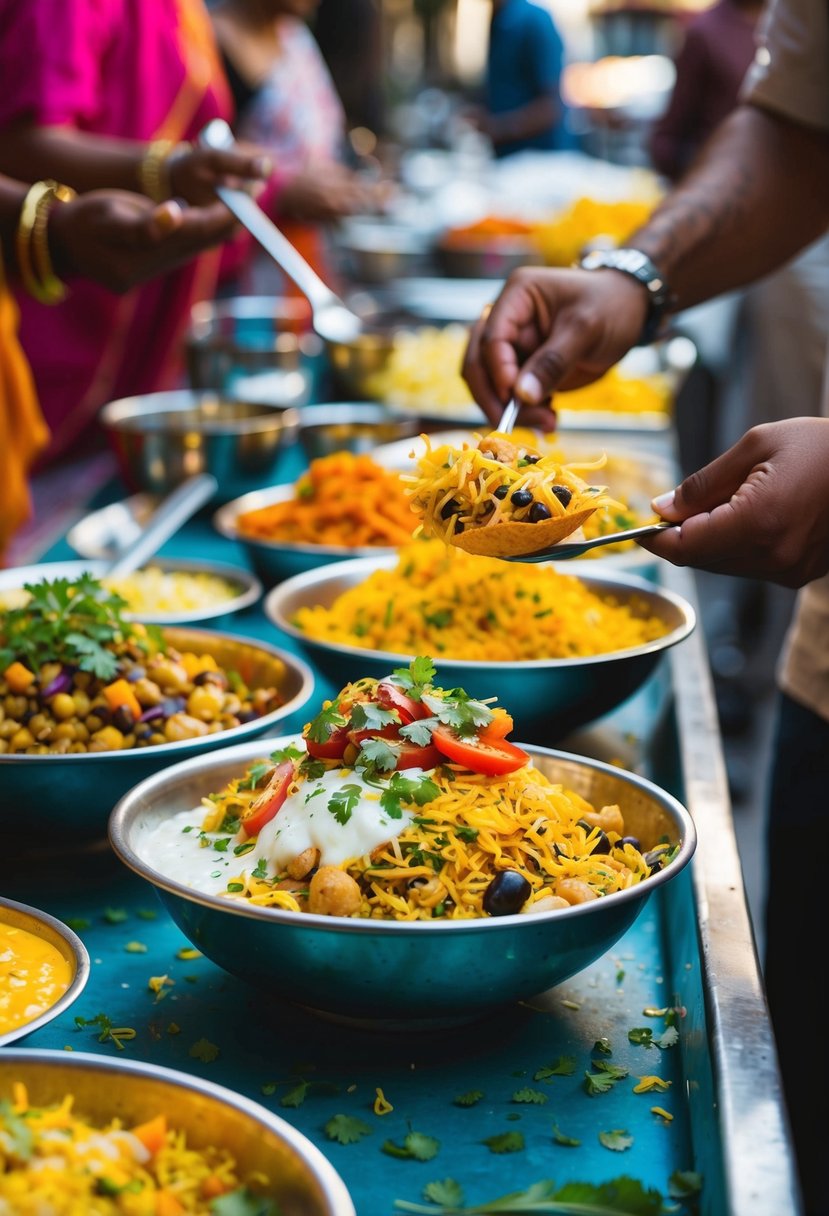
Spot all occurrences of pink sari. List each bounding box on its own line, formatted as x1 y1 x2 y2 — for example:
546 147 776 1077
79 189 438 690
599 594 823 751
0 0 232 464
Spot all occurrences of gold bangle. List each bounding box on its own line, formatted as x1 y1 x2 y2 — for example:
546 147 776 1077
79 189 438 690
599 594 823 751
15 179 77 306
138 138 192 202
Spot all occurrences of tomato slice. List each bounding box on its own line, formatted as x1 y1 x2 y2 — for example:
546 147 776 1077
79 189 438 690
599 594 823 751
347 723 399 748
240 761 295 838
304 724 350 760
395 741 442 771
431 725 529 775
375 681 430 725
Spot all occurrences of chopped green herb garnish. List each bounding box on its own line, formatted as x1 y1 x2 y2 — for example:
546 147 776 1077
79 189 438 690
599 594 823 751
306 702 348 744
327 784 362 825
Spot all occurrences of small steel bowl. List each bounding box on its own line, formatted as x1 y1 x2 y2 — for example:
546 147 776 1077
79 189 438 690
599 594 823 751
0 627 314 847
0 558 262 627
0 898 90 1047
323 330 399 399
434 235 544 279
100 390 302 503
0 1049 354 1215
297 402 419 462
333 218 431 284
109 736 696 1025
186 294 320 406
214 484 403 588
263 556 695 743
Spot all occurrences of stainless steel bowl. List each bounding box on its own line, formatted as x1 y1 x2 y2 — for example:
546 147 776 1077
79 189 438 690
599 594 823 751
324 330 399 399
0 627 314 847
100 390 302 503
0 898 90 1047
297 402 419 462
433 235 544 279
263 556 695 743
0 1049 354 1215
109 735 696 1024
186 295 320 406
214 484 402 587
333 218 431 284
0 558 262 627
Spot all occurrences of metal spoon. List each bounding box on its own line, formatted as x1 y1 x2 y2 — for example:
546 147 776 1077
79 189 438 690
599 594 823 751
501 520 677 563
105 473 218 578
199 119 363 344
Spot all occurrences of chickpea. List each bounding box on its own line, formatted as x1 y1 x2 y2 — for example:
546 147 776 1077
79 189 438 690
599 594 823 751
28 712 54 742
9 727 35 752
307 867 362 917
88 725 126 752
186 684 225 722
54 722 76 742
579 804 625 837
0 720 18 740
555 878 599 906
5 695 28 720
164 713 209 742
286 847 320 881
86 714 104 733
132 677 162 707
71 690 91 718
148 659 189 694
51 737 71 754
0 740 6 753
38 661 62 687
74 722 90 743
51 692 76 721
521 894 570 914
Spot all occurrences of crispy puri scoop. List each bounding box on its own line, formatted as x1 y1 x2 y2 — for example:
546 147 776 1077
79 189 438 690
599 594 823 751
450 505 599 558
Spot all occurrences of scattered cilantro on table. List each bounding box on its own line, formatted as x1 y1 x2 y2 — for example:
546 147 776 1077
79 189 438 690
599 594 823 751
383 1131 440 1161
324 1113 371 1145
394 1175 670 1214
598 1129 634 1153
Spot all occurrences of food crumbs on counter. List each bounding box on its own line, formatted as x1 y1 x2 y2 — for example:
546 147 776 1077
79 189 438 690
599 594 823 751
561 999 581 1011
374 1087 394 1115
124 940 147 953
103 907 129 924
148 974 174 1001
598 1129 633 1152
189 1037 220 1063
166 1022 180 1035
651 1106 674 1122
176 947 203 960
0 920 73 1036
74 1013 136 1050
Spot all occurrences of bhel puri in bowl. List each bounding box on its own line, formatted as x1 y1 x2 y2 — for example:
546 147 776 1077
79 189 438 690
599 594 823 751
0 1049 355 1215
262 540 696 743
108 658 696 1025
0 571 314 845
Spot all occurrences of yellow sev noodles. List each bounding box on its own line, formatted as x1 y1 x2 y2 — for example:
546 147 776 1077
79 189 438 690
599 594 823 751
208 762 669 921
291 538 669 662
0 1084 270 1215
404 432 619 543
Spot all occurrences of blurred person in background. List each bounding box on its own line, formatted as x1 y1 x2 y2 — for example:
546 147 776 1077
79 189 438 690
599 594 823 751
0 176 238 562
0 0 270 468
462 0 829 1205
313 0 386 139
468 0 573 159
648 0 829 739
211 0 388 293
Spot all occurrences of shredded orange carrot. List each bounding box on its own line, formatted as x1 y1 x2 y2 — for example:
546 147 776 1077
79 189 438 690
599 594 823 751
155 1191 186 1216
103 677 142 720
132 1113 168 1156
237 451 418 548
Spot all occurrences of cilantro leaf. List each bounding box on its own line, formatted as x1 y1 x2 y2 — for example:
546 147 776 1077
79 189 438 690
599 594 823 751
400 717 440 747
423 1179 464 1206
534 1056 576 1081
551 1122 581 1147
210 1188 281 1216
279 1080 310 1108
668 1170 703 1200
383 1132 440 1162
189 1037 220 1063
393 1175 666 1214
391 656 436 698
480 1131 524 1154
453 1091 484 1107
422 691 493 738
628 1028 654 1048
654 1026 679 1050
349 701 399 731
599 1129 634 1153
357 737 400 774
305 702 347 744
380 773 440 820
238 760 273 791
0 1100 34 1161
327 784 362 825
593 1037 612 1056
324 1114 371 1145
511 1088 548 1105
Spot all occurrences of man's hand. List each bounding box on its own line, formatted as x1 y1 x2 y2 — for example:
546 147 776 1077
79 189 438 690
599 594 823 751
461 265 648 430
641 418 829 588
49 191 236 293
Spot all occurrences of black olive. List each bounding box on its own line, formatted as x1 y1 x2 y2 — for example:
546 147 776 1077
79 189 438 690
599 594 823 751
551 485 572 508
644 845 671 874
523 454 541 464
511 489 533 508
528 502 552 522
622 835 642 851
577 818 611 854
454 520 465 533
494 484 509 499
194 669 229 689
112 705 136 733
440 498 460 520
237 709 260 724
482 869 531 916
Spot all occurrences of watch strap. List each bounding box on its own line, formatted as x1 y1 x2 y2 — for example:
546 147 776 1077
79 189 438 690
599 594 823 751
578 248 674 345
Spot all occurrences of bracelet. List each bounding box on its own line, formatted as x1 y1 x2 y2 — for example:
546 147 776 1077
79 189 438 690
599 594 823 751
138 139 191 202
15 179 77 306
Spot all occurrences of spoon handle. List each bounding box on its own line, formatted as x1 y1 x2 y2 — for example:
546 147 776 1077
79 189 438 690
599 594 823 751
506 520 677 563
105 474 218 579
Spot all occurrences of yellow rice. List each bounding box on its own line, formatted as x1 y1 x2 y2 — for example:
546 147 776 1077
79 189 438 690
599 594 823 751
291 538 669 662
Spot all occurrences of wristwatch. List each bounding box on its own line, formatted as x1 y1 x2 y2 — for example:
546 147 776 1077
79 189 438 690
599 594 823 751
578 248 674 346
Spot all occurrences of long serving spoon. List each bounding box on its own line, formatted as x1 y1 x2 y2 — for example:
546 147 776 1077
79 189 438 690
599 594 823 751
104 473 219 579
199 119 364 345
500 519 677 563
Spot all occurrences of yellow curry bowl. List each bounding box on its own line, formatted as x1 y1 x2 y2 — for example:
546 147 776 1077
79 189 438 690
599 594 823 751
0 897 90 1047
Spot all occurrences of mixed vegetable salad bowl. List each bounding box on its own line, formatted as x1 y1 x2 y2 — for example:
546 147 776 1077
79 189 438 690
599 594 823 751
0 574 314 847
262 553 696 744
0 1049 355 1215
109 660 696 1025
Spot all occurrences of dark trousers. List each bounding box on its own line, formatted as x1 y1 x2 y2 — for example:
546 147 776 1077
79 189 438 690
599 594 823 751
765 692 829 1216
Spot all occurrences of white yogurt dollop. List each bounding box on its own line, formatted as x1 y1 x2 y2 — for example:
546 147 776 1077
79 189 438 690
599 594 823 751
139 766 422 895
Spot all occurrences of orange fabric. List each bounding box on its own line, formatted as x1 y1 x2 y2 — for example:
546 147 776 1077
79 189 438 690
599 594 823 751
0 262 49 563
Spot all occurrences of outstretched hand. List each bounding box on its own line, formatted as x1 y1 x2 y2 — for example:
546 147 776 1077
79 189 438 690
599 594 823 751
640 417 829 588
50 191 237 293
461 266 649 430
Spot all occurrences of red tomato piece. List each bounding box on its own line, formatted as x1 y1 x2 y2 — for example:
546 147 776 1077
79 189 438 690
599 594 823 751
304 725 350 760
431 725 529 775
347 723 400 748
375 681 430 724
395 741 442 770
240 761 295 838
